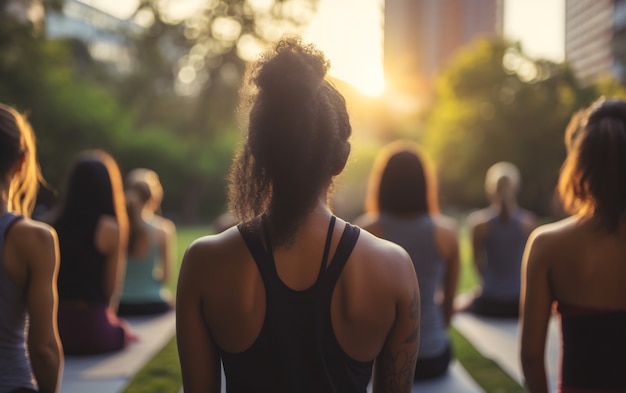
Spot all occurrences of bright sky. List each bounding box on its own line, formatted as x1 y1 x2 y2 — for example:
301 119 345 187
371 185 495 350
503 0 565 62
303 0 385 96
85 0 565 96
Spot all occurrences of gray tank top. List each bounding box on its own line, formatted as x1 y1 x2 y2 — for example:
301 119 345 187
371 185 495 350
0 212 36 392
481 209 528 301
379 213 448 357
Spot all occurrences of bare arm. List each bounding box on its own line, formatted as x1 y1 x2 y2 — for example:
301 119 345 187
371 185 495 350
437 222 460 327
372 252 420 393
157 218 176 283
468 214 488 276
96 216 126 309
520 230 553 393
176 241 222 393
23 223 63 393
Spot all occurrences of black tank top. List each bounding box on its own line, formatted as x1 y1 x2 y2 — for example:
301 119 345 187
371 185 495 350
557 302 626 392
220 216 373 393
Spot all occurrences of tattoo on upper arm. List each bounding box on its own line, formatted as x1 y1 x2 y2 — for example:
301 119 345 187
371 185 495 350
376 289 420 392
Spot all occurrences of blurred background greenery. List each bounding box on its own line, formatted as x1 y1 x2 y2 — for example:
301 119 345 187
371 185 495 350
2 0 626 226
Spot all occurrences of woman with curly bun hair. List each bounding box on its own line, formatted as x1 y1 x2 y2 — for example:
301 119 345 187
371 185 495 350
520 97 626 393
177 39 420 393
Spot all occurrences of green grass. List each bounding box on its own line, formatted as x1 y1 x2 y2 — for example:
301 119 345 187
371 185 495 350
123 223 523 393
123 337 181 393
450 328 524 393
123 226 211 393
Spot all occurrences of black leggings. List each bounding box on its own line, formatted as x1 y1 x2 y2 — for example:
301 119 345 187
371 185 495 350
414 345 452 381
10 388 38 393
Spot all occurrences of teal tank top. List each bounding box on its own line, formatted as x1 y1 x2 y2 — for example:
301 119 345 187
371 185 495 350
120 223 165 303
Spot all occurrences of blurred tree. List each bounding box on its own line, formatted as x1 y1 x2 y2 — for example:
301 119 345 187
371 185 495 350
0 4 232 222
117 0 319 139
423 38 595 216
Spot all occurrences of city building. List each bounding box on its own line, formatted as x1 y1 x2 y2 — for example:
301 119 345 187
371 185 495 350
45 0 142 73
565 0 626 84
383 0 504 96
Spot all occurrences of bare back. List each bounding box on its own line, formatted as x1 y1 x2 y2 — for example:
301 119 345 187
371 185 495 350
177 211 420 393
536 217 626 309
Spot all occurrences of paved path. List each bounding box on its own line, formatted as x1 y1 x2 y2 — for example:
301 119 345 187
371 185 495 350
452 311 561 392
61 310 176 393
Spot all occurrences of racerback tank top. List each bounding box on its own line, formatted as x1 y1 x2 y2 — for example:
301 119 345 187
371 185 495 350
220 216 372 393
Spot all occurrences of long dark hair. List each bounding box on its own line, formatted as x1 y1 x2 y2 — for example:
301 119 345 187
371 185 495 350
53 150 128 241
366 141 439 217
558 97 626 232
228 38 352 246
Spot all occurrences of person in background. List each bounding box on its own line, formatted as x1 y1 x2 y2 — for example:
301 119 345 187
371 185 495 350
176 38 420 393
463 161 536 318
0 104 62 393
521 97 626 393
49 150 135 355
356 140 459 381
118 168 175 316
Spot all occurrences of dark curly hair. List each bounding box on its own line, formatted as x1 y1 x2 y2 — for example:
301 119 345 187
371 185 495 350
228 38 352 245
558 97 626 232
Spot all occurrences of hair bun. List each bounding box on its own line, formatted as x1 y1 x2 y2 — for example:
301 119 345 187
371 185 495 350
254 38 329 105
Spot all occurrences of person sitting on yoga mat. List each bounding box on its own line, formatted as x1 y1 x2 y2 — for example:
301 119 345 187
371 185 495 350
356 140 460 381
0 104 63 393
48 150 136 355
176 38 420 393
520 97 626 393
118 168 175 316
464 162 536 318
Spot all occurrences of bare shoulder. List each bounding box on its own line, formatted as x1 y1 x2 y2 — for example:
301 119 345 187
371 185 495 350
9 218 56 237
181 225 247 276
466 208 490 229
152 214 176 234
519 208 539 232
526 216 579 260
8 218 57 267
97 214 120 234
432 214 458 236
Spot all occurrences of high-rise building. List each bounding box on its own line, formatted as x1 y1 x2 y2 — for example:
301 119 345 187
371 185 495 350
383 0 503 95
45 0 142 74
565 0 626 84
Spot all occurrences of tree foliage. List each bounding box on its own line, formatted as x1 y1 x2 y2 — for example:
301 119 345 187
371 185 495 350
423 38 614 216
116 0 319 138
0 0 319 223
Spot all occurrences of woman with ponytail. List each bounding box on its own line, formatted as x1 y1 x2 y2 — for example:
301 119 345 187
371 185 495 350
521 97 626 393
0 104 62 392
463 161 537 318
118 169 174 316
176 39 420 393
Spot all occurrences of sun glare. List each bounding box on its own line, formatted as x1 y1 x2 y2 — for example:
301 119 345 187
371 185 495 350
331 64 386 97
304 0 385 97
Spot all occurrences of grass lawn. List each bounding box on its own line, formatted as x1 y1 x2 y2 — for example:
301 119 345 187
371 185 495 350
123 223 523 393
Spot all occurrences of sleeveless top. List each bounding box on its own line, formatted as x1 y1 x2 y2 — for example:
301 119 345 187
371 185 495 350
0 212 36 392
481 209 528 301
379 213 448 357
557 302 626 393
120 223 164 303
56 216 108 304
220 216 372 393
